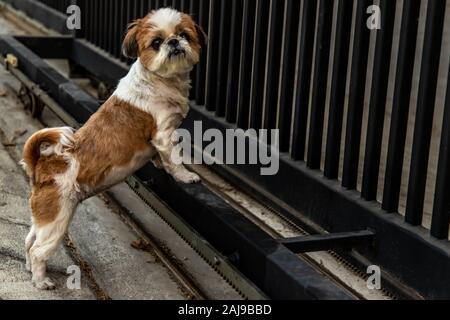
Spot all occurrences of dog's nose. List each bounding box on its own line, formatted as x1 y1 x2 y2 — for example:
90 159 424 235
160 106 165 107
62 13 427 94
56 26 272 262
168 39 179 47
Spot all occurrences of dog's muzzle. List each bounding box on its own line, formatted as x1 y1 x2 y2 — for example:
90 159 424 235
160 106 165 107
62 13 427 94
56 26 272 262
167 39 186 58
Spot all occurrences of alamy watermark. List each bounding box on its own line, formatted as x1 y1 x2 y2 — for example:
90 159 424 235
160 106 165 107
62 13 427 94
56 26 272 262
367 5 381 30
66 265 81 290
366 265 381 290
66 5 81 30
172 121 280 176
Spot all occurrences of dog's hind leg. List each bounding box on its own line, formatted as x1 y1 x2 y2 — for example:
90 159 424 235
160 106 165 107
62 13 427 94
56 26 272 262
25 224 36 272
29 196 77 290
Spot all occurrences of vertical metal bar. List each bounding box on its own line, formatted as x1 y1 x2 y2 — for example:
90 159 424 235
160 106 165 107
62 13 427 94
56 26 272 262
84 0 90 41
117 0 128 61
99 0 106 50
110 0 116 57
306 0 333 169
431 65 450 239
143 0 150 13
224 0 244 123
105 0 112 52
103 0 114 53
149 0 156 11
89 0 95 43
189 0 199 100
276 0 301 152
97 0 103 48
262 0 285 129
93 0 99 46
114 0 122 58
139 0 145 15
120 0 130 62
236 0 257 129
405 0 446 226
108 0 114 51
214 0 232 117
323 0 353 179
204 0 220 111
127 0 136 64
180 0 187 12
115 0 123 50
74 0 85 39
361 0 396 199
382 0 421 212
341 0 371 189
290 0 317 160
105 0 111 50
134 0 140 18
173 0 181 10
248 0 270 130
194 0 210 105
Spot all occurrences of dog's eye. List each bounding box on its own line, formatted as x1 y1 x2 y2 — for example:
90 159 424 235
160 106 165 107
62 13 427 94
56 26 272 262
151 38 163 50
180 32 190 41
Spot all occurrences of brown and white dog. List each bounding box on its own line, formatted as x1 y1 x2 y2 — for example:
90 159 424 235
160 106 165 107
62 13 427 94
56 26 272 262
21 8 205 289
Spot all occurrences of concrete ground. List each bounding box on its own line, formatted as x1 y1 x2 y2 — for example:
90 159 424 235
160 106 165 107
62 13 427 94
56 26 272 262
0 10 97 299
0 69 95 299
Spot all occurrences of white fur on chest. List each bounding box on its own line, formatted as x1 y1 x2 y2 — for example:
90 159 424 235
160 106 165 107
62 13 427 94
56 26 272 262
113 60 190 128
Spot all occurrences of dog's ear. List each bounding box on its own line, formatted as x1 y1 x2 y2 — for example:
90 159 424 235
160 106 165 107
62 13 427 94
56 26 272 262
195 24 208 48
122 20 140 58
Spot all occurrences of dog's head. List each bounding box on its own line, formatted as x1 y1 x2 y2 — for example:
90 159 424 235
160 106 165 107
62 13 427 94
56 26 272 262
122 8 206 78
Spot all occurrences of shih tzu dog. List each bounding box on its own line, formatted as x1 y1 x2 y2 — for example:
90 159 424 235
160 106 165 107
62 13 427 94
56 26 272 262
21 8 205 289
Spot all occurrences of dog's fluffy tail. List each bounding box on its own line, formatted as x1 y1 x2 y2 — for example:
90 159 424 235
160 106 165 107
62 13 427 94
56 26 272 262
21 127 74 180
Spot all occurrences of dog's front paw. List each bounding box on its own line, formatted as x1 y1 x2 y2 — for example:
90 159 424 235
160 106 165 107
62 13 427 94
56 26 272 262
32 277 56 290
174 170 201 184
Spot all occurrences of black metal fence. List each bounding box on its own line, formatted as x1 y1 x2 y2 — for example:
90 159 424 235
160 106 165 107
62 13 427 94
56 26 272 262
3 0 450 298
64 0 450 238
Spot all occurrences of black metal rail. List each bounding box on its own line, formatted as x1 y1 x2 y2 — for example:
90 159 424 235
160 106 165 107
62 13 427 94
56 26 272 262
1 0 450 299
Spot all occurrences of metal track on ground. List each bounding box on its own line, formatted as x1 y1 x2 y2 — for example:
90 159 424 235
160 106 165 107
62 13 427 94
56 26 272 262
188 164 405 300
125 176 267 300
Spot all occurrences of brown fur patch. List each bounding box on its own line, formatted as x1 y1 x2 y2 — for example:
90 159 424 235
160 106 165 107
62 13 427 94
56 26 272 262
177 14 202 54
30 182 61 226
137 24 164 68
30 155 69 226
22 129 62 180
73 96 156 189
34 155 69 185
